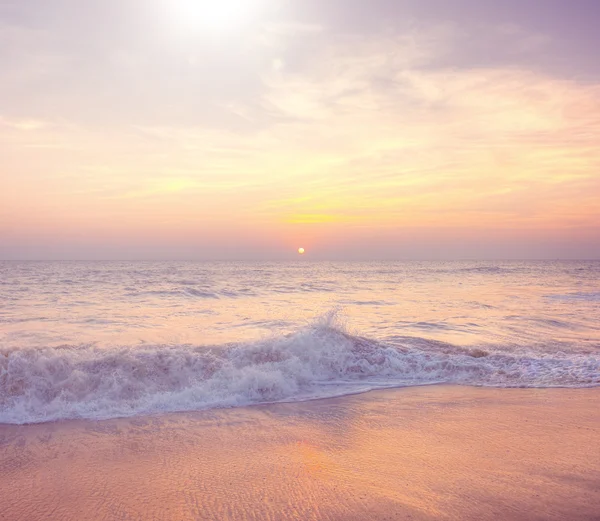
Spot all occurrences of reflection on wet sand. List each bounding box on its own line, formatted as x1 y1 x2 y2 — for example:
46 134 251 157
1 386 599 520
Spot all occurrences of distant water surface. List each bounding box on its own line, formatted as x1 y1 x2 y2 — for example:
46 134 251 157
1 261 599 423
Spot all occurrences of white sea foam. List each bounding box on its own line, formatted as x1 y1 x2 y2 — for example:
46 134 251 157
1 315 598 425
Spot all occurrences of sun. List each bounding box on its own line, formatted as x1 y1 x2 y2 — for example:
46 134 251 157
298 247 305 255
174 0 252 30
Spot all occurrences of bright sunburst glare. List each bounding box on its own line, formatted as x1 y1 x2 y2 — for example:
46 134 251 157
173 0 253 30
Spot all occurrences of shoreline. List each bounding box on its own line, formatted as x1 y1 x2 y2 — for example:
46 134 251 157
1 385 599 520
4 380 600 427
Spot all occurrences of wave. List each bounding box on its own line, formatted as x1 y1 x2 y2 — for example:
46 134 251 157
1 315 599 424
123 288 252 299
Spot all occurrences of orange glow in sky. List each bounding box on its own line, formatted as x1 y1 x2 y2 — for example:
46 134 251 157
0 1 599 259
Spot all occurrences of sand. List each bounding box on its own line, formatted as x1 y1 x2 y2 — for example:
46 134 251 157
1 386 599 521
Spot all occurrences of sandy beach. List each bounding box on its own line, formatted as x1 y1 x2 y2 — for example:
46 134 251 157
1 385 599 521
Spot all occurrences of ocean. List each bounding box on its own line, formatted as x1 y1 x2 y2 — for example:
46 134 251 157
1 260 599 424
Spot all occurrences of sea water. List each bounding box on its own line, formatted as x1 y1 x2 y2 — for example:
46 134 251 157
1 260 599 424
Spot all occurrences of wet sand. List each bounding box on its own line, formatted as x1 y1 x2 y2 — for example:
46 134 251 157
1 386 599 521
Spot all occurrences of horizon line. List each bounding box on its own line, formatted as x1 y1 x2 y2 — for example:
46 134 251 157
1 258 599 263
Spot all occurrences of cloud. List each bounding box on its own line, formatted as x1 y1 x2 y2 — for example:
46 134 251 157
247 25 600 229
0 116 48 131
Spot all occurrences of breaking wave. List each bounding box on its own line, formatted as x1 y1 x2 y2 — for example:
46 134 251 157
1 315 599 424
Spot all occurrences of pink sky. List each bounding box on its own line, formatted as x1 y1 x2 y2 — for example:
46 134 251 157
1 0 599 259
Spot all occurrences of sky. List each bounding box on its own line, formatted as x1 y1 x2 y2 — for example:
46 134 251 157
1 0 599 260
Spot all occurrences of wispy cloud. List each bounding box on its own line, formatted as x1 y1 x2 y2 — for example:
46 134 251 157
244 24 600 230
0 116 48 131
